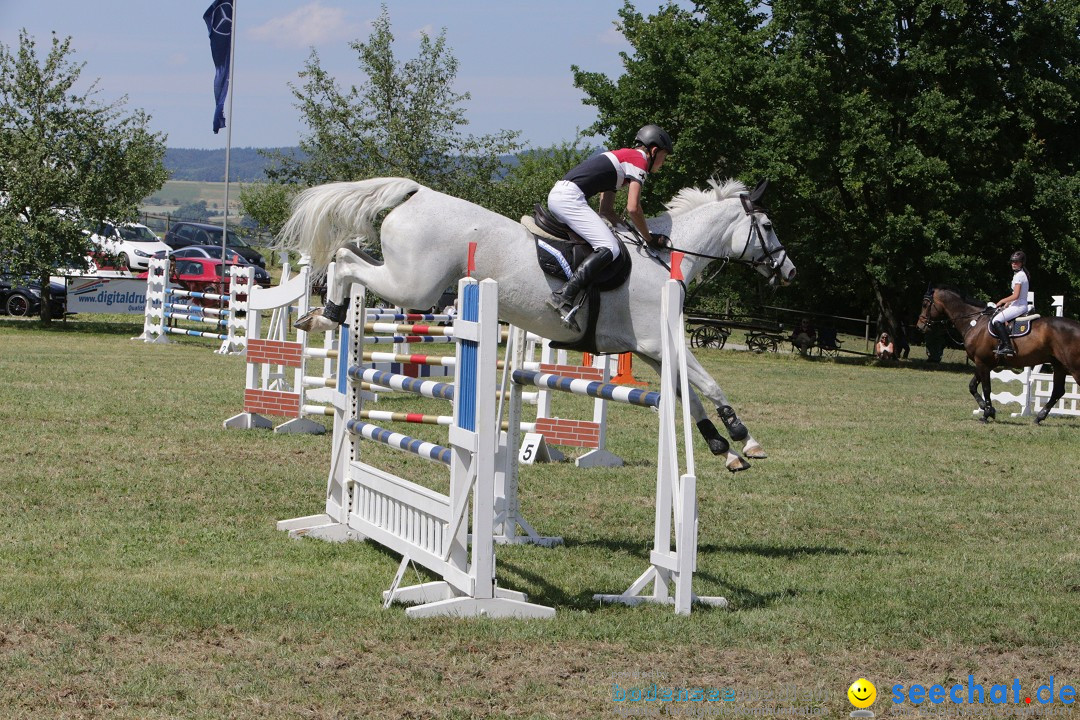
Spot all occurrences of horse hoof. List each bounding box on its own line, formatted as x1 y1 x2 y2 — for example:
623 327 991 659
706 437 730 456
726 452 751 473
295 309 336 333
743 442 767 460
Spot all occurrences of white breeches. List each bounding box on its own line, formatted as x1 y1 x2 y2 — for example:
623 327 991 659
547 180 621 259
992 304 1027 325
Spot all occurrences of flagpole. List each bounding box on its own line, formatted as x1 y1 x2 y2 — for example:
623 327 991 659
220 0 237 300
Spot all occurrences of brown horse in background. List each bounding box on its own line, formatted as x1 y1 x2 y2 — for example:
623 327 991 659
917 286 1080 423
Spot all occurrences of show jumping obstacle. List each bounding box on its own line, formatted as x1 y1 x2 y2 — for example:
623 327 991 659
499 254 725 612
223 261 338 434
138 256 251 355
980 295 1080 419
224 261 623 457
514 341 623 468
279 248 722 616
279 274 554 618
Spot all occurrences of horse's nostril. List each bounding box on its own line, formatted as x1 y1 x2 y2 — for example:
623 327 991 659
787 268 797 280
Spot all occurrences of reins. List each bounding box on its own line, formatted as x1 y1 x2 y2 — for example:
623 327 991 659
619 194 789 287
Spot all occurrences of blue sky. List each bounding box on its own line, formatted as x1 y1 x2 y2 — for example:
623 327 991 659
0 1 689 150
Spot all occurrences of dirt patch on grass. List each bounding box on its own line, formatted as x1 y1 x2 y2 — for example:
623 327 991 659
2 623 1078 719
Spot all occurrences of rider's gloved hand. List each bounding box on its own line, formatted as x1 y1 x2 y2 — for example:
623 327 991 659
647 233 670 249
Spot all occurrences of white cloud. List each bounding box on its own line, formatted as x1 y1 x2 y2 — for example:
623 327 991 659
597 26 627 46
249 3 362 49
411 23 436 40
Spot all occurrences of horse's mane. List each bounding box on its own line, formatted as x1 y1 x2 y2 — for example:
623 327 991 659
665 178 748 216
934 285 990 308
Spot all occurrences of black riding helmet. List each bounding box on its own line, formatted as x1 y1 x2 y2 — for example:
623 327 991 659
633 124 674 173
1010 250 1026 266
634 124 674 154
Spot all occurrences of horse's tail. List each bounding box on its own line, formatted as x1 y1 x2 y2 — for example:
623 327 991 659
276 177 422 272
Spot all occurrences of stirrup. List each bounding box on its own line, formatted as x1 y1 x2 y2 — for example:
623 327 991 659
558 304 582 332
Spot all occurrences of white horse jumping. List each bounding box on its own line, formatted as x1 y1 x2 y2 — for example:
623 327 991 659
279 176 796 471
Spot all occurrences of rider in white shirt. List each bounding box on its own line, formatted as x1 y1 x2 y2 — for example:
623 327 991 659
991 250 1030 356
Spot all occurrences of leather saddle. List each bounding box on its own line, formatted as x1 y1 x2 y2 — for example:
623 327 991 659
521 204 633 353
988 314 1038 339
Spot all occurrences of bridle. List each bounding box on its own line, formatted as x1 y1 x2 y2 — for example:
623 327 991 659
918 289 992 339
633 192 790 286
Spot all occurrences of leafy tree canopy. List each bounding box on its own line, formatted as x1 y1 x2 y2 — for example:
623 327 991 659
262 5 521 205
0 30 167 317
574 0 1079 332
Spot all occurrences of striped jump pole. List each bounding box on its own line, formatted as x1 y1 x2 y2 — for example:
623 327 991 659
363 322 455 336
510 369 660 408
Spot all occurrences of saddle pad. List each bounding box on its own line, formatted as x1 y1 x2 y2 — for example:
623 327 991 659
528 232 632 292
988 316 1037 338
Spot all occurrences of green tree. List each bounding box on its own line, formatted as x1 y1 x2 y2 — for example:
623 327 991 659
238 182 295 237
482 139 595 221
574 1 1080 332
0 31 167 320
174 200 211 222
262 5 521 208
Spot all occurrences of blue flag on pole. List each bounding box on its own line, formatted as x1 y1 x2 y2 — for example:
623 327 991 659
203 0 233 134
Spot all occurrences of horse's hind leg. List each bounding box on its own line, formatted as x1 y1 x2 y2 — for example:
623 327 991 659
1034 362 1067 424
635 354 750 473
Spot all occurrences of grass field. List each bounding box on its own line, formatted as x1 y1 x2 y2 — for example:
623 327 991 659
2 314 1079 719
142 180 246 215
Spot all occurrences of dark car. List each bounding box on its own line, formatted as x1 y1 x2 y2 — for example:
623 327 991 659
162 221 266 268
0 274 67 317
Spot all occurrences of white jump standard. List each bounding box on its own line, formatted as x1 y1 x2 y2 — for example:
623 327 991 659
279 276 553 618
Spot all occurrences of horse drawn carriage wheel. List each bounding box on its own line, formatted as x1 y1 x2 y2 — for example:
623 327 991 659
691 325 727 350
746 334 770 353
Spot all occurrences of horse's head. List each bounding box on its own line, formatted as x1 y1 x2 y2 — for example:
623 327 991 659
916 287 941 330
665 178 796 287
734 183 796 287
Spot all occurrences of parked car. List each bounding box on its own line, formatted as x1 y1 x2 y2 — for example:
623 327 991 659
137 256 270 297
0 274 67 317
161 246 272 286
162 221 266 268
85 221 171 271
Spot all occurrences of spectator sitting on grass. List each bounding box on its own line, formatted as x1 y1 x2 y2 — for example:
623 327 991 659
791 317 816 355
875 332 895 361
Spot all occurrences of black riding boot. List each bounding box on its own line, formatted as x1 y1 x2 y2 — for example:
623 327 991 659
992 321 1014 356
547 248 613 331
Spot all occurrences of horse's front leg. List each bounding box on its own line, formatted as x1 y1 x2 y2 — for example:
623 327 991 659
972 364 996 422
679 351 765 460
295 246 364 332
635 354 750 473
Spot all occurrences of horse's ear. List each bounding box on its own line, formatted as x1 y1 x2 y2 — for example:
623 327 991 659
749 179 768 205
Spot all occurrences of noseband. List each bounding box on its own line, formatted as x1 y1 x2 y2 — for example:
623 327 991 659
656 193 789 284
730 193 789 285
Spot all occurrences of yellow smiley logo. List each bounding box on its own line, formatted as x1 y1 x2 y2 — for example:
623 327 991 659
848 678 877 709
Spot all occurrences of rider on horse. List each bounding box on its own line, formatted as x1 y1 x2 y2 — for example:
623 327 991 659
545 124 674 330
991 250 1031 356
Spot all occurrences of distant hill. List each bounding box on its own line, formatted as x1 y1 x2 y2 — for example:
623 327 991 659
165 147 303 182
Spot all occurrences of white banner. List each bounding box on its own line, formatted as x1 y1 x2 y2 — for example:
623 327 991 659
66 276 148 315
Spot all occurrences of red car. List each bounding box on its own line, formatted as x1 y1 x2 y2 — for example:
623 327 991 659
138 257 269 302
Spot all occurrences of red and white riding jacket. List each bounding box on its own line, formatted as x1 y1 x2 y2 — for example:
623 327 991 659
562 148 649 199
